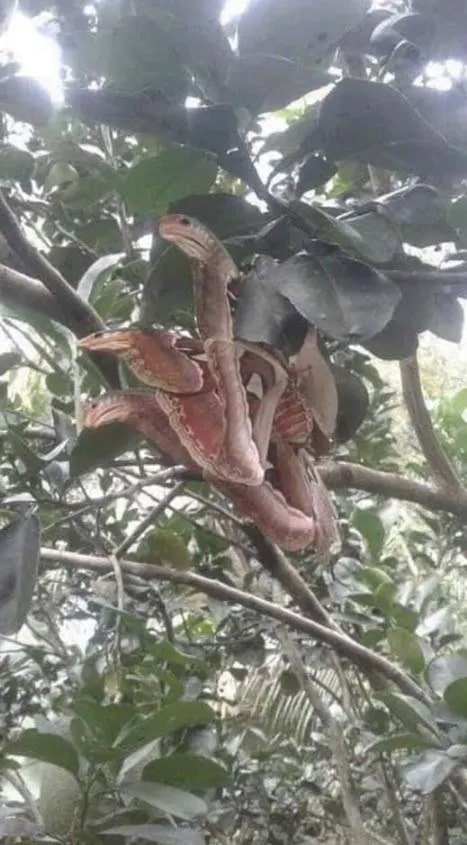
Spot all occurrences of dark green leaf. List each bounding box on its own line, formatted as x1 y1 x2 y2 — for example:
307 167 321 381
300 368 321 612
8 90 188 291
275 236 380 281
296 203 401 265
121 780 207 820
4 730 79 776
228 54 331 114
444 679 467 718
0 514 40 635
238 0 369 63
332 366 369 442
268 252 401 341
143 753 229 789
279 670 302 696
364 733 433 755
120 150 217 216
387 628 425 675
70 424 139 477
0 144 34 182
426 294 464 343
117 701 216 753
379 693 436 734
99 15 190 97
297 154 337 194
318 78 467 175
402 750 458 794
77 254 124 303
234 256 308 354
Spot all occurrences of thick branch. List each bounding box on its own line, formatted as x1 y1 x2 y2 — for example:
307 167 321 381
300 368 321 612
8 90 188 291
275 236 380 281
40 546 428 702
400 355 460 491
0 263 119 386
319 461 467 519
0 191 105 338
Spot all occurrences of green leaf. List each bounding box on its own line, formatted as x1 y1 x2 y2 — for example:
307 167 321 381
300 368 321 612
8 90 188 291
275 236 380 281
402 750 458 794
387 628 425 675
98 15 190 97
333 366 369 442
117 701 216 753
265 252 401 342
443 679 467 718
353 510 385 560
227 54 331 114
0 514 40 635
427 653 467 696
77 253 124 303
72 700 135 745
4 730 79 777
238 0 369 63
120 149 217 216
102 824 204 845
364 733 433 755
121 780 207 820
318 78 467 176
0 144 34 182
279 670 302 696
70 423 139 477
138 528 191 570
143 753 230 790
379 693 436 735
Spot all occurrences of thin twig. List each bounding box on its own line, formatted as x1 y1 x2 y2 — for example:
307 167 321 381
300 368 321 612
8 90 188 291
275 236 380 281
400 354 460 491
40 546 430 703
115 481 185 556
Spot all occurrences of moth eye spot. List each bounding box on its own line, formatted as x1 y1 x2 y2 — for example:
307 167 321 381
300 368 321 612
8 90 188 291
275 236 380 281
179 216 191 227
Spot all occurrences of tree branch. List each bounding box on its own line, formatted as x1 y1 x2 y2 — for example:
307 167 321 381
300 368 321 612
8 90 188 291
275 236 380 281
319 461 467 518
40 546 429 703
0 190 105 337
400 355 461 491
0 263 119 386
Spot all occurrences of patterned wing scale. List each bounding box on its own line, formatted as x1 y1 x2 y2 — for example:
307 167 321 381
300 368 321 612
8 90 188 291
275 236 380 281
155 388 226 474
82 391 195 467
274 382 314 445
214 476 316 552
79 329 204 393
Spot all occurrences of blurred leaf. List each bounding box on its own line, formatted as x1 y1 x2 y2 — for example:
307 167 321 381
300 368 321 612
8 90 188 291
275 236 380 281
77 253 124 303
364 733 433 755
143 753 230 789
426 294 464 343
4 730 79 776
120 149 217 215
0 514 40 635
0 144 34 182
99 15 190 97
379 693 436 734
427 653 467 696
387 628 425 675
297 154 337 194
138 528 191 570
238 0 369 63
279 669 302 696
118 701 216 753
0 350 20 374
317 78 467 175
102 826 204 845
444 679 467 718
228 54 331 114
402 750 458 794
70 424 139 477
121 780 207 820
353 509 385 560
0 75 53 124
333 366 369 442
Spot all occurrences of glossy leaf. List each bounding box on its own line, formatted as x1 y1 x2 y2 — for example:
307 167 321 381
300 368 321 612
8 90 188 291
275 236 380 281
70 423 139 477
101 826 204 845
444 679 467 718
402 750 458 794
387 628 425 675
117 701 216 753
427 653 467 696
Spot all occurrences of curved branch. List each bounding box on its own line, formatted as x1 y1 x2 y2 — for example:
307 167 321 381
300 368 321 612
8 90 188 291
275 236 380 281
319 461 467 518
400 355 460 491
40 546 429 703
0 190 105 338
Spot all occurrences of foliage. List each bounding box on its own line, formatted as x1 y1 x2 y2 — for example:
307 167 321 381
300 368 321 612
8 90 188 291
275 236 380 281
0 1 466 844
